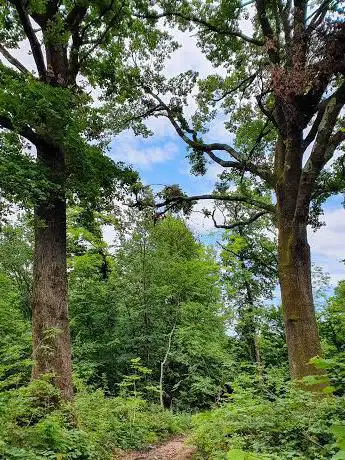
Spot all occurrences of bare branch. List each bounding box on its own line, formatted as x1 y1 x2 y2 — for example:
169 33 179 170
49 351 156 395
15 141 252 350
212 73 257 102
302 101 327 151
13 0 46 79
144 88 275 186
159 323 176 408
156 193 276 214
211 209 268 229
306 0 332 32
0 45 29 74
297 81 345 218
256 92 277 127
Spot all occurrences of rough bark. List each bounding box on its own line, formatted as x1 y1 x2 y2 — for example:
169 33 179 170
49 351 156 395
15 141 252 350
278 219 323 380
31 146 73 400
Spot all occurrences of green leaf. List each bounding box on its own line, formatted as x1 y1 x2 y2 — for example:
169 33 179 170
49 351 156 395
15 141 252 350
227 449 264 459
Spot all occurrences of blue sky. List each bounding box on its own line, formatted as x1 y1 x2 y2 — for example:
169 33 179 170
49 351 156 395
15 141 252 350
109 29 345 290
110 128 345 288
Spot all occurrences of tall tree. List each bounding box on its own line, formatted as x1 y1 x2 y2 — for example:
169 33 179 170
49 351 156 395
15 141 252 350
0 0 168 398
112 0 345 380
69 214 229 409
219 204 277 365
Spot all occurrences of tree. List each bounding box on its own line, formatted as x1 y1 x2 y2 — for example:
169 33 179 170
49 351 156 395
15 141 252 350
70 214 229 409
0 219 33 320
0 223 32 390
67 207 118 385
111 0 345 380
111 216 230 409
320 279 345 355
219 206 277 366
0 0 169 398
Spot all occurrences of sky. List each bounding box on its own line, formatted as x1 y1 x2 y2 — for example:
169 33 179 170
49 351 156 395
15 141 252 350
3 18 345 290
109 29 345 289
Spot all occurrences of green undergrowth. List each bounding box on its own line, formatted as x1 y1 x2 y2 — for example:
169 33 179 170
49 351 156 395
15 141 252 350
0 377 191 460
189 384 345 460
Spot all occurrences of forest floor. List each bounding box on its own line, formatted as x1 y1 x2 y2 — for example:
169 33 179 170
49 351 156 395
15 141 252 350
115 436 197 459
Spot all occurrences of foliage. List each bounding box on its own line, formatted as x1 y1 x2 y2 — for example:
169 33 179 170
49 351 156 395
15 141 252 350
0 271 32 391
320 281 345 356
0 0 177 219
0 222 32 390
190 384 345 460
0 377 190 460
220 212 278 365
69 215 231 410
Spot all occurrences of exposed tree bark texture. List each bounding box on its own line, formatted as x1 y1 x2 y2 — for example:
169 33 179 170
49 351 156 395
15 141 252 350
4 2 78 399
274 113 324 380
32 146 73 400
29 30 75 396
278 219 322 379
274 118 324 379
9 1 87 399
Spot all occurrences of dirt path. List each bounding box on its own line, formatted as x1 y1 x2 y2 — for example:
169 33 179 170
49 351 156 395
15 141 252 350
114 436 197 459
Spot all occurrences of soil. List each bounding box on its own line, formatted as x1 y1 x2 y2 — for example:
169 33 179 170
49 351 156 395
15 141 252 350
114 436 197 459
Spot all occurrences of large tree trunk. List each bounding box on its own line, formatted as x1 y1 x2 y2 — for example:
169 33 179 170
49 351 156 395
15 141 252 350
278 219 322 380
31 146 73 400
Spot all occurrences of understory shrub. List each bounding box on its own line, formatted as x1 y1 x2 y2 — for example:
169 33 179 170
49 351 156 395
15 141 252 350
0 377 190 460
190 385 345 460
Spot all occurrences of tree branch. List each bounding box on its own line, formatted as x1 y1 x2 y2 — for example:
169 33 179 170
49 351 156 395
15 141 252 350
255 0 279 63
156 193 276 214
144 88 275 186
135 11 264 46
328 129 345 152
306 0 332 32
217 240 278 275
302 101 327 151
256 92 277 127
297 81 345 218
65 4 88 30
212 73 257 102
211 209 268 229
79 1 125 64
13 0 46 79
0 114 44 147
66 5 88 83
0 45 29 75
277 0 292 62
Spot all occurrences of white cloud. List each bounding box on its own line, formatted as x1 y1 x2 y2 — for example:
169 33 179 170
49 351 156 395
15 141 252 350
165 29 216 79
309 208 345 258
309 208 345 285
111 133 179 168
185 200 224 235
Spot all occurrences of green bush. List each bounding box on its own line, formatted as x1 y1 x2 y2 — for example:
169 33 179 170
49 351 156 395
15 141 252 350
0 377 190 460
190 385 345 459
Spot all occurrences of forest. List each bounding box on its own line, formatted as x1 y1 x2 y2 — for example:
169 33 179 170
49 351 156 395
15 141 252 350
0 0 345 459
